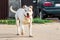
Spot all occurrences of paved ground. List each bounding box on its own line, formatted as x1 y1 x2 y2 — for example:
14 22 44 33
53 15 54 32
0 22 60 40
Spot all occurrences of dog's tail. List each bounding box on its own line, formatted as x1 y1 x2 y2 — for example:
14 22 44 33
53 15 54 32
10 6 16 13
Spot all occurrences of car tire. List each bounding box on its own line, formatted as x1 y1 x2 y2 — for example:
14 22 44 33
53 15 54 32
58 17 60 20
40 11 47 19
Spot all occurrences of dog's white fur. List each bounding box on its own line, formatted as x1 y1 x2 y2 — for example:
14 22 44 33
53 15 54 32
10 5 33 36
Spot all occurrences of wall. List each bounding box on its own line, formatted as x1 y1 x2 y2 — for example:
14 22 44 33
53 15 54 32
8 0 40 18
8 0 20 18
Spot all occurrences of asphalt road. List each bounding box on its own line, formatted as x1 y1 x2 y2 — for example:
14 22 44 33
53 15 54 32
0 22 60 40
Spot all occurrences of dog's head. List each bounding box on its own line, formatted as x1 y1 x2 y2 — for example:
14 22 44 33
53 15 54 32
22 5 33 24
23 5 33 18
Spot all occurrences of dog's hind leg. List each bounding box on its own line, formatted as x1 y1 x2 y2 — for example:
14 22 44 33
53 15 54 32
16 19 20 35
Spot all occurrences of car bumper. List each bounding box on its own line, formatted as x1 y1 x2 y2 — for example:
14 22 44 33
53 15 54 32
42 7 60 16
43 7 60 13
43 9 60 13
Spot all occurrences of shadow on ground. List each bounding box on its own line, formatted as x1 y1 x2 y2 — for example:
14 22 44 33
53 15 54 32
0 34 33 38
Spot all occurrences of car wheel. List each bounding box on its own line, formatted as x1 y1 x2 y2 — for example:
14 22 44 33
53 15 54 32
40 11 47 19
58 17 60 20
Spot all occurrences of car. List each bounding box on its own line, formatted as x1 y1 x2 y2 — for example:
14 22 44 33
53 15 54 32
38 0 60 19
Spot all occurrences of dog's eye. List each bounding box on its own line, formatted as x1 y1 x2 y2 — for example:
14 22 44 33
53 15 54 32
25 10 27 12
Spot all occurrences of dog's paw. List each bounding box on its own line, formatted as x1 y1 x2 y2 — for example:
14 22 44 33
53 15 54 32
17 34 19 35
21 32 24 35
29 35 33 37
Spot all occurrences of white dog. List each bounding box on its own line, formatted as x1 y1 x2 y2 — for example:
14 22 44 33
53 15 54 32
10 5 33 37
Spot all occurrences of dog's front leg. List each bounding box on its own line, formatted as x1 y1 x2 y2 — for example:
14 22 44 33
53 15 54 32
29 19 32 37
20 22 24 35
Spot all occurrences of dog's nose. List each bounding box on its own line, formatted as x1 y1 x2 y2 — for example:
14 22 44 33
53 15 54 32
27 13 29 16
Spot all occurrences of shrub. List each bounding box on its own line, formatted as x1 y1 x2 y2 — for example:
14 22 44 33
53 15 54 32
33 18 45 24
33 18 53 24
7 20 16 25
0 18 53 24
0 20 2 24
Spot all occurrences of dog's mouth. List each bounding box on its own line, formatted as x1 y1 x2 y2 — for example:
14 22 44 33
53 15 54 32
24 15 30 18
26 13 30 18
24 13 30 18
26 15 29 18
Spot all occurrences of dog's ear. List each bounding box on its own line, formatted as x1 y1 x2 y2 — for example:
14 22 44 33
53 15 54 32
29 5 33 9
23 5 27 8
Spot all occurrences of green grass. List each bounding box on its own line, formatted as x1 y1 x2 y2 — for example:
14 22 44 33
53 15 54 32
0 18 53 25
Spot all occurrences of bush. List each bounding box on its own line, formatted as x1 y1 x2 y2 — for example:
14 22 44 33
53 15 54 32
0 18 53 24
0 20 7 24
7 20 16 25
33 18 53 24
33 18 45 24
0 20 2 24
